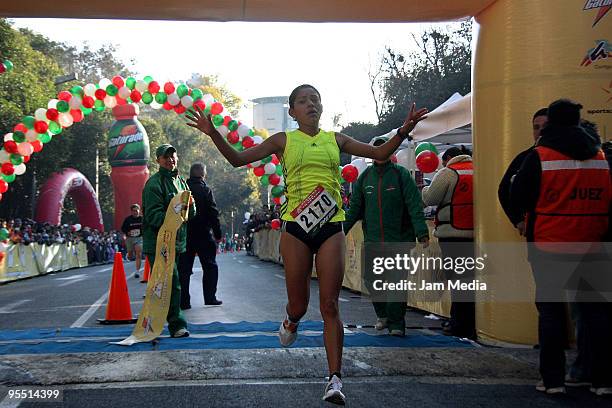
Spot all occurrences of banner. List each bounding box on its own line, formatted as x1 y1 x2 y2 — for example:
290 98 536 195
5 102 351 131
117 191 191 345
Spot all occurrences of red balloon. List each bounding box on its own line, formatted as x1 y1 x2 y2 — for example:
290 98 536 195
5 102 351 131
269 174 281 185
0 65 4 74
3 141 18 154
0 180 7 193
162 102 173 111
130 90 142 102
70 109 84 122
242 136 254 148
112 75 124 88
415 150 440 173
391 154 398 163
223 116 232 126
271 219 281 230
58 91 72 101
194 99 206 110
246 163 253 169
34 121 48 134
23 155 30 163
148 81 160 94
253 166 265 177
341 164 359 183
82 96 95 108
227 131 239 144
273 196 281 205
14 123 27 133
1 163 14 175
174 105 186 114
31 141 43 152
163 82 175 94
210 102 223 115
94 89 107 100
115 97 127 106
271 154 279 165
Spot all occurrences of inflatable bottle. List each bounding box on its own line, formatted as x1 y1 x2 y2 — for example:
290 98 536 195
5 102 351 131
108 104 150 230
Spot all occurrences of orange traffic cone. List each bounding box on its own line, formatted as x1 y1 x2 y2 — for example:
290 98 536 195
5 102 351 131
140 256 150 283
97 252 137 324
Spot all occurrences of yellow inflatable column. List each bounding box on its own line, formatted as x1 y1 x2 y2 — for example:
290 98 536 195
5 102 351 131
473 0 611 344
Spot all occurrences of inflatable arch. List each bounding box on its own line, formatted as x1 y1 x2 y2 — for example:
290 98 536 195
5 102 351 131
1 0 610 345
35 168 104 232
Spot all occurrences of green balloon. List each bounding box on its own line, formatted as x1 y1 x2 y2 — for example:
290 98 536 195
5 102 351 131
228 120 238 131
3 60 13 72
203 107 211 115
0 228 9 240
126 77 136 90
212 114 224 127
93 99 105 112
260 175 270 186
13 131 25 143
143 75 153 84
70 85 84 97
155 92 167 104
271 185 284 197
105 84 118 96
415 142 438 156
10 154 23 165
23 116 35 129
191 89 203 101
275 165 283 176
249 129 255 137
2 174 16 183
57 100 70 113
176 84 189 98
48 121 62 135
141 92 153 104
261 155 272 164
231 142 243 151
38 133 52 144
81 107 93 116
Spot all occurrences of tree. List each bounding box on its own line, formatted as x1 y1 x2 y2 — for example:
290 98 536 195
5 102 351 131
371 22 472 133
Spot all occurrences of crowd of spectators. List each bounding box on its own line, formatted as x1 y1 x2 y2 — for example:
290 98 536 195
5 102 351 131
0 218 126 265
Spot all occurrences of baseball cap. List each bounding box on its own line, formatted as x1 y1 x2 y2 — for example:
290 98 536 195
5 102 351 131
547 99 582 127
371 136 389 146
155 144 176 158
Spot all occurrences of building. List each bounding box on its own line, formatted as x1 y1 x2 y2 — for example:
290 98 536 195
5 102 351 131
251 96 297 134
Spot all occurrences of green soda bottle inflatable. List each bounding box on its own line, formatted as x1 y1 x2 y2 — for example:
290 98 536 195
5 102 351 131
108 104 150 230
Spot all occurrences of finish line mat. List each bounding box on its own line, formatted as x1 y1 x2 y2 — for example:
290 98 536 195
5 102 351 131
0 320 474 355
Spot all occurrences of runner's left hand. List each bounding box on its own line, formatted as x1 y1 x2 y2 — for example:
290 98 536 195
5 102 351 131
185 105 215 136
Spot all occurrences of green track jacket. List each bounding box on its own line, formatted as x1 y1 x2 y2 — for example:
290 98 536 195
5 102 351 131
142 167 196 255
344 161 429 243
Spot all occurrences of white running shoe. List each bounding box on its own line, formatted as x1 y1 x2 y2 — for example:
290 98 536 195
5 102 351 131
278 316 299 347
374 318 388 331
535 381 566 394
590 387 612 396
322 374 346 405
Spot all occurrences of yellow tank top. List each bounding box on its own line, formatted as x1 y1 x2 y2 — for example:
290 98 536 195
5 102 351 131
280 129 345 222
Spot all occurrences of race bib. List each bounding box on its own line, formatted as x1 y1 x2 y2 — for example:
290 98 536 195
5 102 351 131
290 185 338 234
129 229 141 237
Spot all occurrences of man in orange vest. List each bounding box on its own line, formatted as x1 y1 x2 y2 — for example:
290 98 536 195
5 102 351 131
511 99 612 395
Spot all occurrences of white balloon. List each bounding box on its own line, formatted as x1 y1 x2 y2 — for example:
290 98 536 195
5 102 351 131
280 195 287 204
3 133 13 142
350 158 368 175
250 160 261 168
244 212 251 220
104 95 117 109
135 80 148 93
277 177 285 187
84 83 97 97
58 113 74 128
252 136 263 145
237 124 250 138
118 86 131 99
74 224 82 232
167 93 180 106
0 150 10 164
395 149 411 169
216 125 229 137
47 99 58 109
98 78 112 89
202 93 215 108
26 129 39 142
180 95 193 108
264 162 276 175
34 108 48 121
0 241 7 253
69 96 82 109
17 142 34 157
150 100 162 110
13 163 26 176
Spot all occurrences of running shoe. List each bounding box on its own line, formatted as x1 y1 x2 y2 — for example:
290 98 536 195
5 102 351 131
322 374 346 405
374 318 388 331
535 380 566 394
590 387 612 396
278 316 299 347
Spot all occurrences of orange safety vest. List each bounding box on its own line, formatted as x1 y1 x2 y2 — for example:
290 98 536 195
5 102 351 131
435 161 474 230
532 146 611 253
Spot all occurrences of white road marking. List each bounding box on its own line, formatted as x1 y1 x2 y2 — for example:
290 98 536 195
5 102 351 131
0 300 31 314
274 274 285 280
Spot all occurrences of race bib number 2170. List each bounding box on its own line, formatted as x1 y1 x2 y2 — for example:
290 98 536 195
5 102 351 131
290 185 338 235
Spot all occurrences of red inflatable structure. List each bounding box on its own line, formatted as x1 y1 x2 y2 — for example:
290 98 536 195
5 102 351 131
35 168 104 231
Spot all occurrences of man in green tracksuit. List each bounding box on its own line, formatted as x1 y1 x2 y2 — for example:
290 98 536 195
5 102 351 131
142 143 196 338
344 136 429 336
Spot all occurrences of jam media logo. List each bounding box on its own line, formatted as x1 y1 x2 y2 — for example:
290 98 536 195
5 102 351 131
581 40 611 66
584 0 611 27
